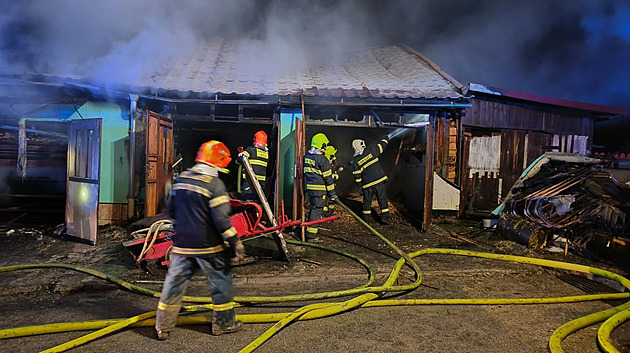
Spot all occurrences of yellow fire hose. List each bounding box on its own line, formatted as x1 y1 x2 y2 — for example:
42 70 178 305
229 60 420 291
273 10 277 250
598 308 630 353
0 199 629 352
0 239 377 305
39 311 157 353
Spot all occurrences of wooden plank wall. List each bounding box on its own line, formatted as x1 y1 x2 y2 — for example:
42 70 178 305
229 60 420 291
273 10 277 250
459 98 595 214
0 134 67 168
464 100 593 136
460 132 501 213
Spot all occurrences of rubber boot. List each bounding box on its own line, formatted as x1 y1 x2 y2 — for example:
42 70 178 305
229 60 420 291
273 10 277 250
156 330 170 340
212 310 244 336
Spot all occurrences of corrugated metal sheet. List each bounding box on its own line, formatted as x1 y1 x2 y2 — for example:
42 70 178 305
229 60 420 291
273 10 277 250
128 40 463 100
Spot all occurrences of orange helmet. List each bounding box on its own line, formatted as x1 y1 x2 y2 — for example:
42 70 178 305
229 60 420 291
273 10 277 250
254 130 267 146
195 140 232 168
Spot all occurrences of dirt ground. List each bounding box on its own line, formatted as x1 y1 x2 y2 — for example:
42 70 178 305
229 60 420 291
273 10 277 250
1 196 629 353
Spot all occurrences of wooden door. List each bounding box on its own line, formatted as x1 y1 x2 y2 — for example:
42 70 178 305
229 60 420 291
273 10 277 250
145 111 173 217
500 130 526 199
66 118 101 244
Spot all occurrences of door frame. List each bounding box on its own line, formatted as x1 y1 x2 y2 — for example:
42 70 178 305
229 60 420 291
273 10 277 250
65 118 102 245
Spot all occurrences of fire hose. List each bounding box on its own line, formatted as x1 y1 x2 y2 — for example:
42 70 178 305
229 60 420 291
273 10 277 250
1 199 629 353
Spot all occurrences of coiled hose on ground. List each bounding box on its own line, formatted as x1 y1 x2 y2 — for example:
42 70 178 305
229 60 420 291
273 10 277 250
0 199 629 353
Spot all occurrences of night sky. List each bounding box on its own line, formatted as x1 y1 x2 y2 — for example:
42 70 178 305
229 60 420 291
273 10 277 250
1 0 629 149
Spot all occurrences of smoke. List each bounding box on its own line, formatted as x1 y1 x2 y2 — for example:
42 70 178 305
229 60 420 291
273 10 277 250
0 0 628 111
0 0 377 86
394 0 630 111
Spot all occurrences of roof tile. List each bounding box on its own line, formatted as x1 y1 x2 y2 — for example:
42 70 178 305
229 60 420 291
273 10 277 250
124 41 463 99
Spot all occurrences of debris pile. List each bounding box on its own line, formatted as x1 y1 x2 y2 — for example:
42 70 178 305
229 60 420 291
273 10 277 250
495 153 630 267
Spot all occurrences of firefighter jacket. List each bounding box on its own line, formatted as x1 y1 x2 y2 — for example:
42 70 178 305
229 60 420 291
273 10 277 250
351 137 389 189
167 164 239 257
329 157 339 181
237 145 269 185
303 149 337 197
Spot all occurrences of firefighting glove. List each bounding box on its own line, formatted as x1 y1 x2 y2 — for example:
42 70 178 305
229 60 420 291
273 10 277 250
232 240 246 261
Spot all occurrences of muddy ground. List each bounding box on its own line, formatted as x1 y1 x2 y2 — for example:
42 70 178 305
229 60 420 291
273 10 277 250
1 196 629 353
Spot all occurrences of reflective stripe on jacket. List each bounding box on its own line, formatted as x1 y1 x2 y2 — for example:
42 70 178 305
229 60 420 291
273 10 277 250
304 152 336 196
351 138 389 189
167 165 239 257
239 146 268 182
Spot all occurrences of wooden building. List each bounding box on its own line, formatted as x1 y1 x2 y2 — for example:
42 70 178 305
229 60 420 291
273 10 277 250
2 41 626 245
0 42 468 244
458 83 628 216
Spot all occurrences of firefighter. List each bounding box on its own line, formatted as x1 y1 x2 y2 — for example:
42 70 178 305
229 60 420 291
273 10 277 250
237 130 269 199
351 136 390 224
323 145 339 215
303 133 338 242
156 140 245 340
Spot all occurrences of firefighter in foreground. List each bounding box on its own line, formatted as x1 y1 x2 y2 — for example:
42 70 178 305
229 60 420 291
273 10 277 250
156 140 245 340
237 130 269 199
351 136 390 224
323 145 339 216
303 133 338 242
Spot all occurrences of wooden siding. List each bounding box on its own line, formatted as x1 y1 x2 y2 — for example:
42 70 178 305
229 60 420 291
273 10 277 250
463 99 593 136
98 203 128 225
459 98 597 214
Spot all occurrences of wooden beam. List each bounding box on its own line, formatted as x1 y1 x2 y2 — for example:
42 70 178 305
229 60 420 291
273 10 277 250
423 115 435 231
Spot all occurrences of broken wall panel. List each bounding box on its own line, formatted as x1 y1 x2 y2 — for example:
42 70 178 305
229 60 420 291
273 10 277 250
500 129 526 200
0 122 67 224
434 114 460 184
460 96 600 215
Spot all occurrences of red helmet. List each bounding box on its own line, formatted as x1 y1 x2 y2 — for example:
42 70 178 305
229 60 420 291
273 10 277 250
254 131 267 146
195 140 232 168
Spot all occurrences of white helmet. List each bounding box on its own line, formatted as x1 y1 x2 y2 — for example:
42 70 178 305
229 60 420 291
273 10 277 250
352 139 366 155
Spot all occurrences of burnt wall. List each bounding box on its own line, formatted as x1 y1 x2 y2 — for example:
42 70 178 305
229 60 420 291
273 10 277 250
172 119 275 193
306 124 427 215
0 121 67 224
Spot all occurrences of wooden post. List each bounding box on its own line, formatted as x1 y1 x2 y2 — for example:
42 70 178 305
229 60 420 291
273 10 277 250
299 94 307 241
423 115 435 231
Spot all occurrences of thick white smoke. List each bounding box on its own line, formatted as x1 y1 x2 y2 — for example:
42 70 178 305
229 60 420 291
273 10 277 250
0 0 628 111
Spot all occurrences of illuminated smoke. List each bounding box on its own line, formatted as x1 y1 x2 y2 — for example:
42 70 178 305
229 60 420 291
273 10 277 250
0 1 627 110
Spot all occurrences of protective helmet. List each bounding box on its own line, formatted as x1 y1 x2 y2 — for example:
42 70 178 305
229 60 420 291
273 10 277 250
352 139 366 154
253 130 267 146
324 145 337 162
195 140 232 168
311 133 329 150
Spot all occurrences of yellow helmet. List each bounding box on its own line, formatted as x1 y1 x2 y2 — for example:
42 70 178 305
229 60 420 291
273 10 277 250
324 145 337 161
311 133 329 150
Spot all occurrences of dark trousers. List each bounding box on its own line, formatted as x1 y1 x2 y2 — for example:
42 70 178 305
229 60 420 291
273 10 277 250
362 183 389 221
306 194 326 238
156 253 235 332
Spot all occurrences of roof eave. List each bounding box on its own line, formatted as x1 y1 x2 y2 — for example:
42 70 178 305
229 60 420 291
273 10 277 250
465 82 628 116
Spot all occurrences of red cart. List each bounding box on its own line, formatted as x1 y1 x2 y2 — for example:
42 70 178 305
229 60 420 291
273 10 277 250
123 199 338 267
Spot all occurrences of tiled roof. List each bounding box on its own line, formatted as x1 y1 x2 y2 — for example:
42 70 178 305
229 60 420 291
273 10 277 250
131 39 463 100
